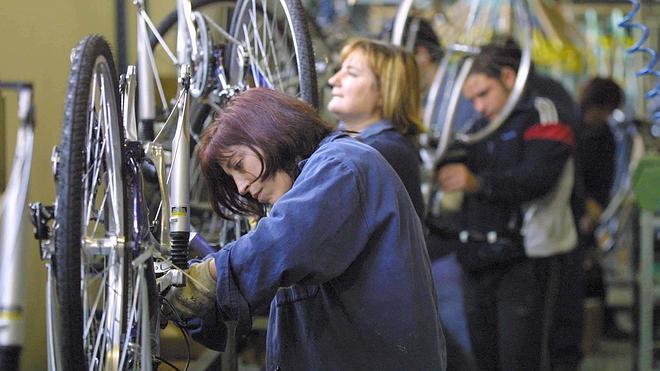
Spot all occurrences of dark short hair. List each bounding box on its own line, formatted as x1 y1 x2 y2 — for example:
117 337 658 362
580 77 624 111
471 38 522 79
410 18 443 63
198 88 332 217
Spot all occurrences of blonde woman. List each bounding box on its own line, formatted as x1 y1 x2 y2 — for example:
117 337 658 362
328 38 425 218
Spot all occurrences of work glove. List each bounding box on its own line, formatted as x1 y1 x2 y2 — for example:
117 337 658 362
164 258 217 322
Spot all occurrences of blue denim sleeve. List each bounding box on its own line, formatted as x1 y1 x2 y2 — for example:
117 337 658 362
209 154 369 335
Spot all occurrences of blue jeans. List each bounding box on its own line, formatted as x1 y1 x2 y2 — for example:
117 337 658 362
432 254 473 358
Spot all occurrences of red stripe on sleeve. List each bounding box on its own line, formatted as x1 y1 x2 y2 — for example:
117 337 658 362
523 123 575 147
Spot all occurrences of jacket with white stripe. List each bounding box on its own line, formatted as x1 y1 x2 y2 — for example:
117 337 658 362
458 90 577 256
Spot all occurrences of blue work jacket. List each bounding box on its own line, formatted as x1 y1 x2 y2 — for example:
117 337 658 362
197 132 446 370
358 120 425 220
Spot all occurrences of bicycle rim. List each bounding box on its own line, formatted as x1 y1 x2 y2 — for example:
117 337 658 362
55 34 136 370
226 0 318 107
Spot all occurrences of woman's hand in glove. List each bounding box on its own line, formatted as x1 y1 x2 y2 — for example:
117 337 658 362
164 258 217 321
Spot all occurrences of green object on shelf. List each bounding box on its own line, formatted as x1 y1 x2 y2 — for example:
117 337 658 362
654 263 660 283
632 154 660 212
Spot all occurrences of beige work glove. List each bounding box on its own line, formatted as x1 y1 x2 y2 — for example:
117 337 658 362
165 259 217 321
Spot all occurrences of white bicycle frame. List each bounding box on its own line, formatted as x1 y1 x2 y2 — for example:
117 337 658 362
0 82 35 370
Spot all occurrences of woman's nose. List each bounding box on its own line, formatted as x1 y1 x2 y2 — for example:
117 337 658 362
236 178 250 195
328 72 339 87
473 100 486 115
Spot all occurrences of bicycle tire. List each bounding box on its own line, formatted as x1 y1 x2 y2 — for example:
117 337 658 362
225 0 319 108
54 34 133 370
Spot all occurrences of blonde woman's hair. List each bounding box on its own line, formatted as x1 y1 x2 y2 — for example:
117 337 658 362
339 38 423 135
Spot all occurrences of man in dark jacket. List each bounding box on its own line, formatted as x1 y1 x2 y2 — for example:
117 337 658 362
436 42 576 370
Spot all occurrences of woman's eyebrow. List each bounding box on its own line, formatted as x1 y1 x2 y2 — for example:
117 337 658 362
218 151 237 165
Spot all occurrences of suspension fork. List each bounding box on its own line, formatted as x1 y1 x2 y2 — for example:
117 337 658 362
168 65 192 269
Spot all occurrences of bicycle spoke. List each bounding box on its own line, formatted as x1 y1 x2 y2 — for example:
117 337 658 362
119 271 142 369
83 133 106 236
100 81 121 233
83 269 108 339
250 9 277 89
263 5 287 91
203 14 240 44
89 189 109 241
89 296 110 370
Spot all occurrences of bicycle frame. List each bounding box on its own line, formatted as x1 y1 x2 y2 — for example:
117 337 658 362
130 0 262 269
119 1 238 366
134 0 196 270
0 82 35 371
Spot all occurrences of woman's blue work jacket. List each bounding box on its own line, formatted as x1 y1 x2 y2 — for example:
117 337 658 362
194 132 446 370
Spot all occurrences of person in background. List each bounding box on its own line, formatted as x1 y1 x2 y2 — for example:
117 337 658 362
327 38 425 219
577 77 624 341
577 77 621 225
437 41 577 370
406 17 444 96
164 88 446 370
474 35 587 371
487 34 587 370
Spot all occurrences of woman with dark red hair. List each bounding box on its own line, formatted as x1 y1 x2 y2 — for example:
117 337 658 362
166 88 446 370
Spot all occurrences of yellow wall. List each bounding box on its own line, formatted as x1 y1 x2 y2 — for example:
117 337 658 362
0 1 170 369
1 2 115 369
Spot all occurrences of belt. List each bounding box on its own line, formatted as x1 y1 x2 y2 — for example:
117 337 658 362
458 230 519 244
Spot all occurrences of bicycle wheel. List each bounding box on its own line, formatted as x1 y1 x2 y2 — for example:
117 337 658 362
147 0 236 115
150 0 236 136
152 0 236 63
54 34 143 370
391 0 533 153
225 0 318 108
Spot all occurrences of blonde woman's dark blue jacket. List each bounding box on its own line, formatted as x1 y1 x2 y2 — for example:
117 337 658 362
357 120 425 220
193 132 446 370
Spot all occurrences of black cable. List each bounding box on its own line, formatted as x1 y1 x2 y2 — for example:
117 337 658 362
160 296 186 327
159 296 193 370
178 323 192 371
154 355 181 371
